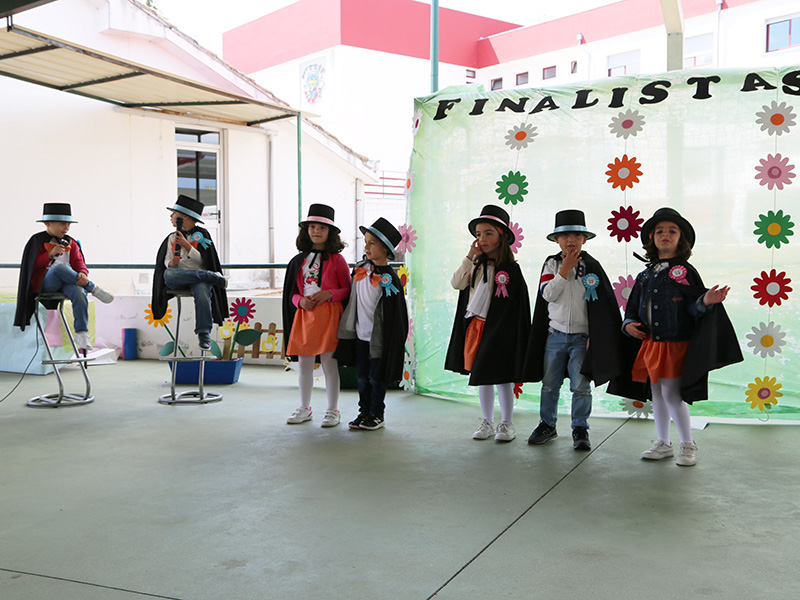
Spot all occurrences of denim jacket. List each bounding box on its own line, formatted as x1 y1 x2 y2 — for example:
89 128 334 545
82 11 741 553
622 260 711 342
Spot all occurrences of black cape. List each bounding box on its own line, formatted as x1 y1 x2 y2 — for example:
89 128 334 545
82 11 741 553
335 263 408 386
606 260 743 404
522 251 628 388
15 231 83 331
444 260 531 386
151 226 227 326
281 250 331 361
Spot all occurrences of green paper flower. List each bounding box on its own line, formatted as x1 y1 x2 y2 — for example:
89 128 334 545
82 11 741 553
495 170 529 205
754 209 794 249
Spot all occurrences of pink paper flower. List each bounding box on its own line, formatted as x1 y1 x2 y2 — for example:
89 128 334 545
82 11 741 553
397 223 417 254
755 153 796 190
607 206 643 242
508 221 524 254
612 275 636 310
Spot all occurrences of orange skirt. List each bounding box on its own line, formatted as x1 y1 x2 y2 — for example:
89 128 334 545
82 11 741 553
287 301 343 356
632 338 690 383
464 317 485 372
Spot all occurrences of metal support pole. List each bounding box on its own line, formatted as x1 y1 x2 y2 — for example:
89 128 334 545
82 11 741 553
297 114 303 223
431 0 439 93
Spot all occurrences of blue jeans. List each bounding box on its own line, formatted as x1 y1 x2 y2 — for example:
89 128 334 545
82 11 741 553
163 268 217 334
356 339 385 418
40 263 95 332
540 328 592 429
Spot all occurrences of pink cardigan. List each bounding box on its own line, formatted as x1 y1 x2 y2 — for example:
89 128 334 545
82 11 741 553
292 252 351 307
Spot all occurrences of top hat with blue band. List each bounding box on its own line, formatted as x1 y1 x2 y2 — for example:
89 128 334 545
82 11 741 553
38 203 78 223
167 195 205 224
359 217 402 260
547 209 595 241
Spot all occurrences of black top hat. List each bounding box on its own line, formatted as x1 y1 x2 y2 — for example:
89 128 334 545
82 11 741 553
300 203 340 234
38 203 77 223
359 217 402 260
468 205 515 243
547 209 595 241
166 195 205 224
640 207 695 248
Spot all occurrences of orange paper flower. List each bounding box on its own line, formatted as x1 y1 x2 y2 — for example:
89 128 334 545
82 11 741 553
605 154 642 191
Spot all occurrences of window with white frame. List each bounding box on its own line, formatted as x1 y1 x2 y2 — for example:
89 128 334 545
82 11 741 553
767 16 800 52
175 128 222 246
684 33 714 68
607 50 640 77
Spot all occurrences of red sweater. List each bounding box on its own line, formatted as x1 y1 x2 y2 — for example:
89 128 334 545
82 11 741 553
292 252 351 307
31 239 89 293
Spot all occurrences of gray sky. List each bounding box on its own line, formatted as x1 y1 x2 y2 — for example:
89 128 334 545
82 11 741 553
153 0 618 56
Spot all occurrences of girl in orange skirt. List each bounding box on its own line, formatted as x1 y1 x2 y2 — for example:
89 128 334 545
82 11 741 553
623 208 732 466
282 204 351 427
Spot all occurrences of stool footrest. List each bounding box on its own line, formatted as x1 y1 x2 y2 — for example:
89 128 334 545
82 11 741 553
42 357 95 365
159 355 218 362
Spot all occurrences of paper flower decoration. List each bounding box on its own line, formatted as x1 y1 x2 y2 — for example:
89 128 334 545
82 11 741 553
403 172 414 200
754 209 794 249
755 101 796 136
144 303 172 327
607 206 643 242
751 269 792 307
513 382 523 399
608 109 645 139
620 398 652 418
746 321 786 358
401 358 414 390
612 275 636 310
745 376 782 411
504 123 537 150
397 265 409 291
230 297 256 324
508 221 524 254
495 171 529 205
412 107 423 137
397 224 417 254
605 155 642 191
754 153 795 190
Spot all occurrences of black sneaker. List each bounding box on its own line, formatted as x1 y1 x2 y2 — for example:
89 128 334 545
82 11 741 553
528 421 558 445
210 272 227 289
198 332 211 350
359 415 385 430
572 426 591 451
348 414 366 430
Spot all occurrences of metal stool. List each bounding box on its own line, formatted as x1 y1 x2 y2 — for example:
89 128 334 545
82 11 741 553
28 292 94 408
158 290 222 405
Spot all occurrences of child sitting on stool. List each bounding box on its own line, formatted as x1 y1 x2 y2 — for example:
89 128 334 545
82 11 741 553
152 195 227 350
15 202 114 351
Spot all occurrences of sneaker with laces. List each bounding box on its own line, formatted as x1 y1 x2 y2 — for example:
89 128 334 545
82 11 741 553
641 440 674 460
359 415 385 430
287 407 313 424
348 414 366 429
321 409 341 427
495 421 516 442
528 421 558 445
572 426 591 451
676 442 698 466
472 419 495 440
75 331 92 351
91 286 114 304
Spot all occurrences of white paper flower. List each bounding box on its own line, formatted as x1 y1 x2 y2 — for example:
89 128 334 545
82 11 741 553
401 358 414 390
412 107 423 137
755 101 797 136
608 109 645 139
403 171 413 199
746 321 786 358
504 123 537 150
620 398 652 418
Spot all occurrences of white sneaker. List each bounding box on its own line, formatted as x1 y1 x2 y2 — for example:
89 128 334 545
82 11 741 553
495 421 516 442
677 442 698 466
472 419 495 440
321 409 341 427
641 440 674 460
91 286 114 304
75 331 92 351
287 407 312 424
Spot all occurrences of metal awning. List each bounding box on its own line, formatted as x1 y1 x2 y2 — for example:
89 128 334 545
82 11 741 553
0 24 301 126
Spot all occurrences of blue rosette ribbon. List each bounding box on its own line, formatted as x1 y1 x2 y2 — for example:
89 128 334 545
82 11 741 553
582 273 599 301
191 231 212 249
379 273 399 296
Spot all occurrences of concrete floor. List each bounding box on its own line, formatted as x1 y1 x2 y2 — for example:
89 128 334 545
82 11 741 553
0 360 797 600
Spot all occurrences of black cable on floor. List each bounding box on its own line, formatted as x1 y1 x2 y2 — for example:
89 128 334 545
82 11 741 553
0 333 40 404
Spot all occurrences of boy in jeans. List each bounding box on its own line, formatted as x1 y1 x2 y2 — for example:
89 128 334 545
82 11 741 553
523 210 624 450
151 195 227 349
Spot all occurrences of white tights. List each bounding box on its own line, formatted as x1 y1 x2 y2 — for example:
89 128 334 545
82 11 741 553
297 352 339 411
478 383 514 423
651 376 693 444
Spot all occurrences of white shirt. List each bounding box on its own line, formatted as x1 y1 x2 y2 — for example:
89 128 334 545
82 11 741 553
301 254 322 296
540 256 589 334
163 232 203 270
355 274 382 342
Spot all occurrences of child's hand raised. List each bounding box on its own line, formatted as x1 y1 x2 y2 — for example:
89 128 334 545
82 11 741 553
703 285 729 306
467 239 482 260
559 247 581 278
